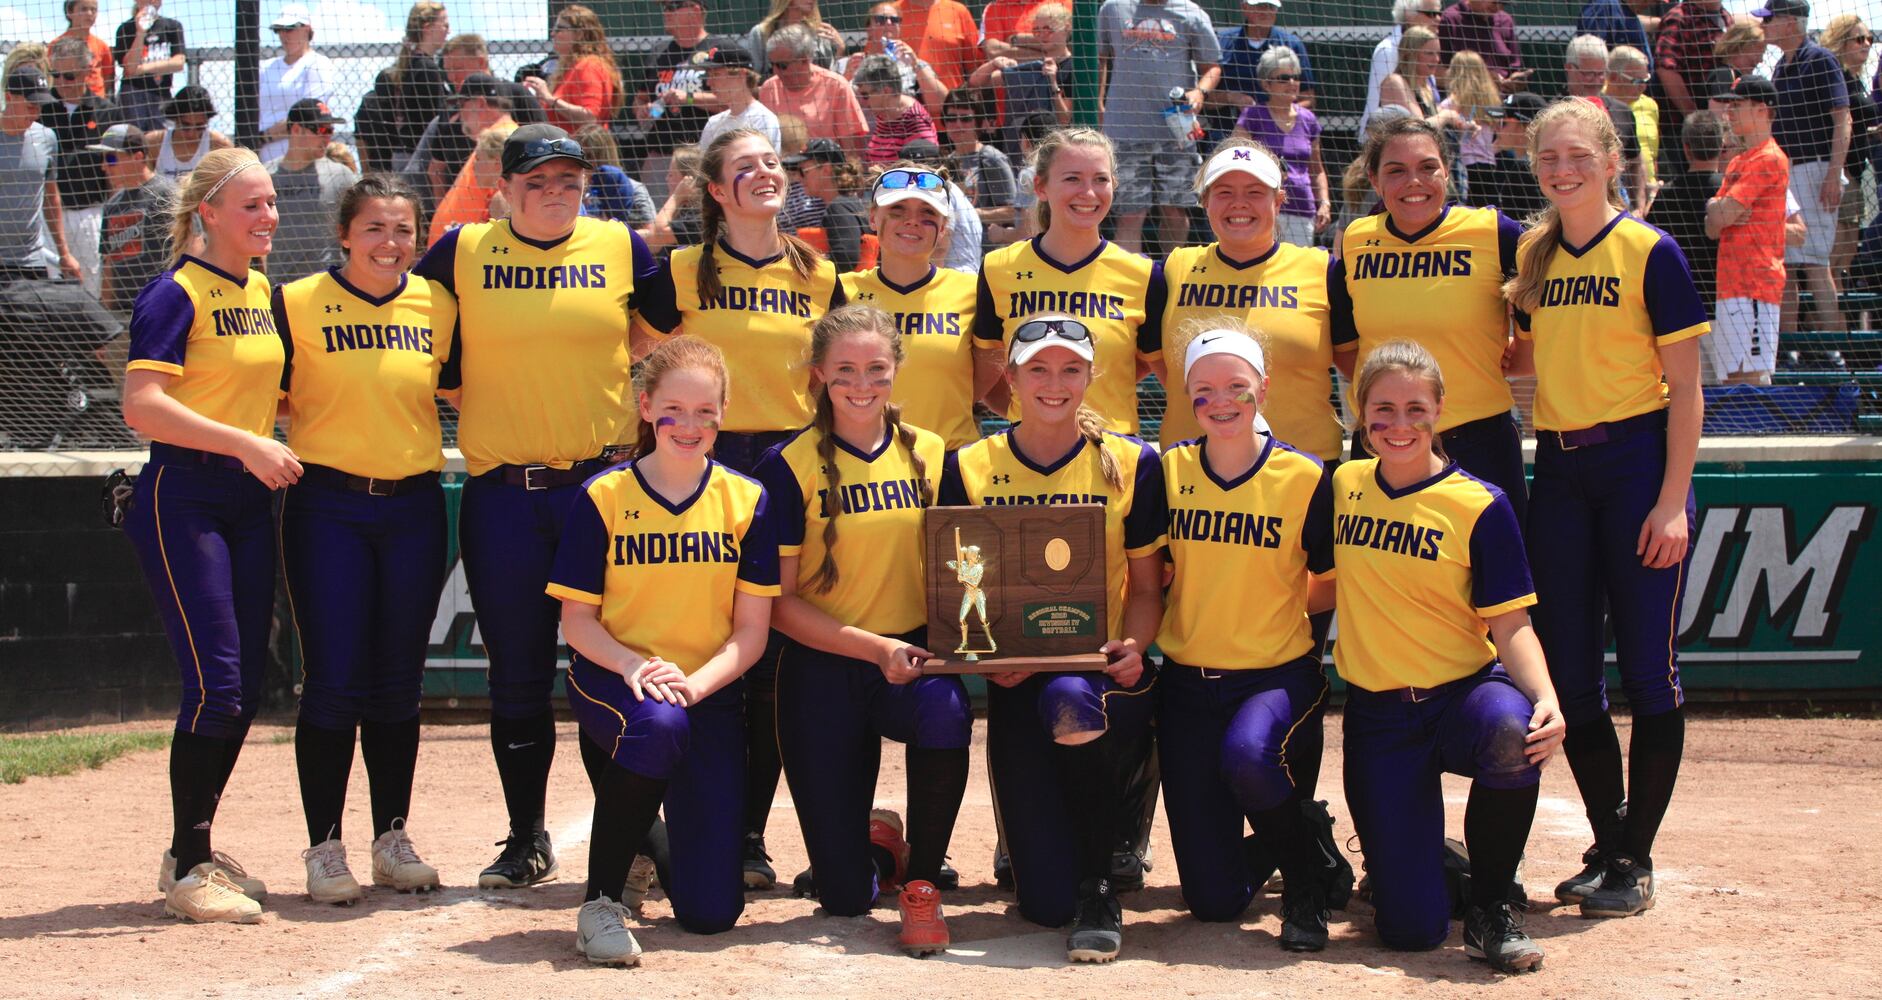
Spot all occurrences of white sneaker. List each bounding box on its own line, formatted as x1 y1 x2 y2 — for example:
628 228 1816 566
371 820 440 893
302 839 364 905
165 863 263 924
576 895 643 966
158 849 268 901
622 854 658 914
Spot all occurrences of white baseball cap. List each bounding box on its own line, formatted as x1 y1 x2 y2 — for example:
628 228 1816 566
1008 315 1095 366
271 3 312 29
1245 0 1282 7
1200 145 1285 193
1183 329 1267 381
872 167 952 219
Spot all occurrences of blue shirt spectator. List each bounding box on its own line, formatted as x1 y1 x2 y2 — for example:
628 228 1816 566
582 164 656 225
1771 36 1849 163
1211 0 1315 141
1576 0 1650 55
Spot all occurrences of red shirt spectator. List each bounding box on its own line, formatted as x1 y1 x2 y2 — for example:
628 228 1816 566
1438 0 1525 82
900 0 980 90
1654 0 1729 120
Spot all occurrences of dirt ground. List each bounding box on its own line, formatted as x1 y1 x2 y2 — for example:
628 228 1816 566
1 713 1876 1000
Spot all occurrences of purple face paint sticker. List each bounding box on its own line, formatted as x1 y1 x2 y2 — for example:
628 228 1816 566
657 416 679 429
1192 396 1210 410
731 168 754 205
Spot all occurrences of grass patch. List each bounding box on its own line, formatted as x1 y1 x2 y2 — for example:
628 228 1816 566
0 730 173 784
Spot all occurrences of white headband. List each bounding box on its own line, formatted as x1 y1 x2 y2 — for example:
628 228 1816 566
1184 329 1267 381
201 160 263 207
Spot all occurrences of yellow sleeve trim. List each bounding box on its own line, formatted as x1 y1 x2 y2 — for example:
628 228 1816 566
1333 342 1358 353
1514 327 1534 342
545 583 603 605
736 580 783 598
1314 568 1337 581
127 359 185 376
1655 321 1708 346
1476 593 1538 618
1137 348 1164 362
1126 538 1166 559
778 543 804 557
632 315 672 342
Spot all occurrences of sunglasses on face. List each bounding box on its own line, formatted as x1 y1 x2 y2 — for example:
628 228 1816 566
662 0 697 9
1012 317 1092 345
1267 73 1300 82
872 168 945 198
772 57 807 68
1613 72 1651 84
104 152 121 164
872 13 902 24
53 70 86 81
1853 34 1875 44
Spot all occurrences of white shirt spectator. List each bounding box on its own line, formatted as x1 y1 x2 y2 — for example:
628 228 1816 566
699 100 782 152
1362 27 1404 134
258 50 335 163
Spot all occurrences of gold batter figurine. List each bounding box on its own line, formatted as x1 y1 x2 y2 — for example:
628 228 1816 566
948 527 997 659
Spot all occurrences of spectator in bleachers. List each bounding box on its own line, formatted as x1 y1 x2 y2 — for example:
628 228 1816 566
90 123 172 315
1210 0 1316 146
1703 24 1766 155
112 0 184 130
1819 15 1873 290
257 5 336 165
353 3 447 173
267 100 357 284
524 5 622 132
1564 34 1646 211
1098 0 1222 255
1362 0 1444 134
781 134 838 230
980 0 1050 61
642 142 703 253
44 36 119 296
838 2 949 118
760 25 870 160
857 56 940 163
699 47 780 151
1577 0 1654 55
1608 45 1661 208
1708 74 1789 383
967 1 1074 138
574 125 654 226
142 84 230 182
1009 110 1057 240
1654 0 1730 137
0 67 77 282
1462 90 1547 218
1437 0 1529 92
402 42 542 212
745 0 845 76
1379 26 1470 129
630 1 729 205
1232 46 1328 246
897 0 981 91
1651 109 1726 310
1439 50 1501 192
940 88 1015 250
52 0 114 99
898 137 979 271
429 89 516 245
1761 0 1849 336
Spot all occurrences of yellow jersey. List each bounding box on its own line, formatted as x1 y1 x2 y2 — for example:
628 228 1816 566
938 427 1166 638
840 265 982 449
754 422 946 635
413 217 654 476
639 242 846 434
273 269 458 479
127 255 284 439
1514 213 1709 432
1330 459 1535 692
975 238 1165 435
1332 205 1523 430
1161 241 1341 458
546 460 781 674
1157 436 1334 670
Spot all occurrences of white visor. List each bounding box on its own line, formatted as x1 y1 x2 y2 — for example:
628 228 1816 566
874 184 952 219
1184 329 1267 381
1200 146 1285 193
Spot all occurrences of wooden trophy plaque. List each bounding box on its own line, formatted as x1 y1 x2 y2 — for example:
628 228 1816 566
920 504 1111 674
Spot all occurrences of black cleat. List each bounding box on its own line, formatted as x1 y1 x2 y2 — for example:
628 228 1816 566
1579 854 1655 918
742 833 776 890
1301 799 1356 910
791 866 817 899
478 830 558 888
1065 877 1123 963
934 859 960 892
1278 875 1330 952
1464 900 1544 973
993 847 1013 889
1555 844 1609 905
1108 841 1151 893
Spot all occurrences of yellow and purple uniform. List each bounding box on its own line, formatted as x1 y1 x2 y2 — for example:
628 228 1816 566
127 255 283 437
1160 242 1340 459
975 238 1166 435
840 266 981 449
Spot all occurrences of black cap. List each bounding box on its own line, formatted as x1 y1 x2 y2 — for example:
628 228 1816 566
5 66 53 104
451 73 505 105
898 138 943 163
286 98 345 128
1717 74 1779 106
1751 0 1808 19
782 137 846 167
1706 67 1740 102
162 84 216 120
705 45 753 69
85 122 144 154
501 122 591 176
1486 91 1548 123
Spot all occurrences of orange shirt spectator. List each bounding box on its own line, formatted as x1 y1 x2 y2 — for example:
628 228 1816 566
1714 135 1789 303
980 0 1050 55
430 118 516 245
53 0 115 98
523 4 622 130
543 55 619 130
901 0 980 89
760 63 869 152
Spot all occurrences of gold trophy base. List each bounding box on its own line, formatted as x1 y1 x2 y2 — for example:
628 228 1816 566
918 653 1112 675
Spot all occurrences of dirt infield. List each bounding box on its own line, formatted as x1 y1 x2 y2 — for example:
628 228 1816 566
2 714 1876 999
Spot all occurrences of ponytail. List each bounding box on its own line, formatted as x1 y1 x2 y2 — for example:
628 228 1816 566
801 304 913 595
1076 404 1124 492
166 147 264 269
804 388 845 594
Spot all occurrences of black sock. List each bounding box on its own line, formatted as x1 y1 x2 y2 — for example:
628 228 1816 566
1465 783 1539 908
1622 707 1685 870
207 717 252 822
1118 732 1161 858
1564 715 1627 848
1054 734 1127 880
360 715 421 839
1251 795 1306 883
584 740 668 903
170 730 227 878
742 669 781 840
490 711 556 836
903 746 969 885
296 718 357 845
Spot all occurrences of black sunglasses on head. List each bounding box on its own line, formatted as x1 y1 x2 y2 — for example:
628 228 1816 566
1012 317 1092 344
515 136 585 161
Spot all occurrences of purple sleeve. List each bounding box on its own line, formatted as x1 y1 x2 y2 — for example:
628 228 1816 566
1328 254 1356 346
972 267 1002 344
738 485 782 589
127 276 194 370
1468 491 1534 611
828 269 848 311
1233 104 1260 134
637 258 681 333
750 447 806 550
937 450 969 506
548 490 611 598
1304 106 1322 144
1139 261 1166 355
271 283 294 393
1643 233 1707 339
1496 211 1523 277
1303 459 1334 574
1123 441 1166 551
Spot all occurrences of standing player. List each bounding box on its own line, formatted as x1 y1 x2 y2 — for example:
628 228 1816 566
839 162 999 451
1156 324 1339 952
938 316 1167 962
1504 98 1706 919
120 147 295 923
1704 76 1787 385
1334 339 1565 974
273 175 453 904
634 127 845 889
976 128 1167 436
1330 116 1530 524
548 336 779 964
755 305 970 955
413 123 658 890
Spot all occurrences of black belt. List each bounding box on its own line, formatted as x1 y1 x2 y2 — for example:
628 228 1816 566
1544 409 1667 451
299 464 440 497
480 456 612 491
149 442 248 472
1356 662 1496 704
1438 412 1516 445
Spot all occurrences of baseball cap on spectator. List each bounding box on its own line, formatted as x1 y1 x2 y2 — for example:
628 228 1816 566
1244 0 1282 7
501 123 592 175
6 66 54 105
1751 0 1808 19
1486 92 1549 123
899 138 944 165
706 46 754 69
163 85 217 120
85 122 144 154
1706 67 1740 102
1715 74 1779 105
287 98 345 128
782 137 846 168
451 73 505 105
270 3 312 29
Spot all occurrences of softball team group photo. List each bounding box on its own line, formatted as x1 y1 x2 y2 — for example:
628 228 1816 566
121 95 1704 977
